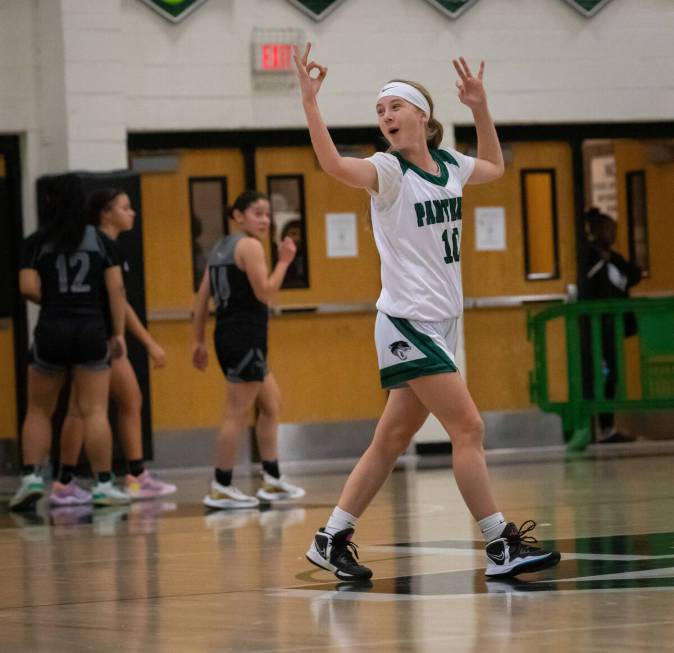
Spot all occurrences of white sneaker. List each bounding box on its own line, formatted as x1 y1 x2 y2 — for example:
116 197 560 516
203 480 260 510
92 481 132 506
9 473 45 511
256 472 306 502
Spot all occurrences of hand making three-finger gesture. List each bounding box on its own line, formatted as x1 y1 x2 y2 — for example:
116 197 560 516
452 57 487 110
293 42 328 104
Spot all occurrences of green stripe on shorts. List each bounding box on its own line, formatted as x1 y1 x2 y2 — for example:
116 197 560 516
381 315 457 388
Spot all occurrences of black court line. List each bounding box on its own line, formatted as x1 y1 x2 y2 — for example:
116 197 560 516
290 532 674 596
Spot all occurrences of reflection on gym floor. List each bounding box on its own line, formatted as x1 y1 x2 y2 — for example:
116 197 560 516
1 455 673 652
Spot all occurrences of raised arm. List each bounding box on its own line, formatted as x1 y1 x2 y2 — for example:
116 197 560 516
236 237 296 305
452 57 504 185
294 43 378 191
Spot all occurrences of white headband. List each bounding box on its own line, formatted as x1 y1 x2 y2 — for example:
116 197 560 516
376 82 430 117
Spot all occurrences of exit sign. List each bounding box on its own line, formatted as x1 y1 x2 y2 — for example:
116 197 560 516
259 43 294 72
251 28 302 86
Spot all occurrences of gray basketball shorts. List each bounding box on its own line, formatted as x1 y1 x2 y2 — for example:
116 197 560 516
374 312 458 390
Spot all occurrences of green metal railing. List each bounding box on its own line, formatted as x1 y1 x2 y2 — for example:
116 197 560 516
528 297 674 451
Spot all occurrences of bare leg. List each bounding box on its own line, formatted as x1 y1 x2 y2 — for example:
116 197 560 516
254 373 281 462
72 367 112 474
21 367 65 465
337 387 429 517
408 373 498 521
109 356 143 462
216 382 261 470
60 387 85 466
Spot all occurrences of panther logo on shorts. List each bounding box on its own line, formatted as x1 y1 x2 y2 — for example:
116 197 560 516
389 340 412 360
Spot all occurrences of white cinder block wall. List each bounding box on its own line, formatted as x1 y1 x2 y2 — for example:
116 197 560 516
2 0 674 230
120 0 674 131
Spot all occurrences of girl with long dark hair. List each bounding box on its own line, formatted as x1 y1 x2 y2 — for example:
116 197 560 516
52 188 175 506
10 175 129 510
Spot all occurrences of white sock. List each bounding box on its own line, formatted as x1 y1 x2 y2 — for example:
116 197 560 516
478 512 507 543
324 506 359 537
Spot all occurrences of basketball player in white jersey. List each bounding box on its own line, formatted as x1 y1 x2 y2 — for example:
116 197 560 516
294 43 560 581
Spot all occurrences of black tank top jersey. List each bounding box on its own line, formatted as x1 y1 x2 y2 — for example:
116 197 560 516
21 225 120 318
207 234 268 326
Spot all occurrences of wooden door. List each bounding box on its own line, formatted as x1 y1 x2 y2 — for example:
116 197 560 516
256 145 387 423
134 148 245 430
459 141 576 410
0 154 18 440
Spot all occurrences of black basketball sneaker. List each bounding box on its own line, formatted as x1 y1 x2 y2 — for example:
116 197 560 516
306 527 373 580
485 520 561 577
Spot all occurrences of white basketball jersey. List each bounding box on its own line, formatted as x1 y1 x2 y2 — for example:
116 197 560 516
366 148 475 321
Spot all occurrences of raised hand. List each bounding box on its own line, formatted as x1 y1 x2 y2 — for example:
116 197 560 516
277 236 297 264
452 57 487 110
293 42 327 104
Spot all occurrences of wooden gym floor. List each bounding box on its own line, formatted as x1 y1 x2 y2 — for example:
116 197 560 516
1 453 673 652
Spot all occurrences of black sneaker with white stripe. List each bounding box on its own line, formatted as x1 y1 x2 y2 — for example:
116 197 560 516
485 520 561 577
306 527 373 580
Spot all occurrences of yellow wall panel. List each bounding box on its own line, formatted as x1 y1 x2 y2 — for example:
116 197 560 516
255 147 381 306
148 312 386 430
523 172 555 276
140 149 245 312
148 320 227 430
464 305 567 411
142 146 386 431
461 142 576 299
0 321 17 439
268 312 386 423
614 140 674 293
460 142 576 411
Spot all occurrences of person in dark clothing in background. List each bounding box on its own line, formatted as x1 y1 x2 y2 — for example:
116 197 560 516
578 207 643 443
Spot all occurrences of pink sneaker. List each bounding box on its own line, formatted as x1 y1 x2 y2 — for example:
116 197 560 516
125 470 177 500
49 480 92 506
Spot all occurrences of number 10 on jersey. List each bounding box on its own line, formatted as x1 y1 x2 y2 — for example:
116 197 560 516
442 227 460 263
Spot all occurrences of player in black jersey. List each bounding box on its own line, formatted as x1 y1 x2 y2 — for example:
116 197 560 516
192 191 306 509
10 174 130 510
53 188 175 507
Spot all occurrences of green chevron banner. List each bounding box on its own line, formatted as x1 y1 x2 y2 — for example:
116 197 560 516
561 0 614 17
138 0 208 23
285 0 347 22
420 0 481 19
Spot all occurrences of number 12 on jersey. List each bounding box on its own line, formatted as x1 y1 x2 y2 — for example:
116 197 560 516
442 227 460 263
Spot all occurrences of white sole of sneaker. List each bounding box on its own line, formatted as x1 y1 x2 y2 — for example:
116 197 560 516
256 489 306 502
485 552 560 577
203 496 259 510
127 489 176 501
305 544 338 573
49 496 91 507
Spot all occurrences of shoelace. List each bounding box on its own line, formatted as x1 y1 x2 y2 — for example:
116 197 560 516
336 538 362 563
508 520 540 548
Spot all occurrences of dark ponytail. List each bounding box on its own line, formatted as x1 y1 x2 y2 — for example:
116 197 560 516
39 174 88 253
226 190 268 220
87 187 126 226
584 206 613 231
